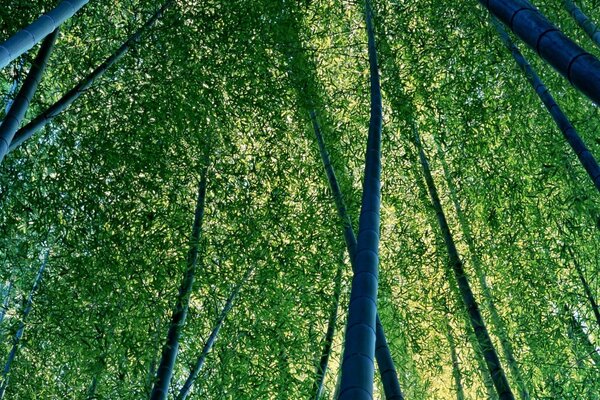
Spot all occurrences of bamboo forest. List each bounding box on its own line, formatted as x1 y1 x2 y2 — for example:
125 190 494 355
1 0 600 398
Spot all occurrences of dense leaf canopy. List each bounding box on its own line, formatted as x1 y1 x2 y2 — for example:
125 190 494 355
0 0 599 399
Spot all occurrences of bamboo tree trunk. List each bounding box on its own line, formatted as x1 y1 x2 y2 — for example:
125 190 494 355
445 319 465 400
448 256 498 400
448 263 498 400
312 261 343 400
414 130 515 400
480 0 600 105
0 29 58 165
375 8 505 394
492 20 600 192
563 0 600 48
285 4 400 394
376 8 493 396
0 0 88 69
410 140 498 400
176 266 254 400
375 317 404 400
339 1 384 397
311 109 403 399
434 139 530 399
310 110 357 259
150 166 209 400
8 0 174 154
465 314 499 400
0 251 49 399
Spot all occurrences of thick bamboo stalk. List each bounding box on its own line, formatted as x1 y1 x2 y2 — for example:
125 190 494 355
0 0 88 69
480 0 600 105
312 110 403 400
339 0 384 398
0 29 58 165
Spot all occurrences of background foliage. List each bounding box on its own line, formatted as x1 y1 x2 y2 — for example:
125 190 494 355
0 0 599 398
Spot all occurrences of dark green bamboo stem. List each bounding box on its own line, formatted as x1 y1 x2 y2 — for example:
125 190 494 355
339 0 384 396
563 0 600 48
410 139 498 400
311 108 403 400
434 138 530 400
0 28 58 165
176 266 254 400
414 130 515 400
567 248 600 330
312 261 343 400
375 317 404 400
0 251 48 399
150 165 208 400
458 295 499 400
493 20 600 192
8 1 174 153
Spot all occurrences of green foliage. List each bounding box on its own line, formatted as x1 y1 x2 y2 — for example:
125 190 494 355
0 0 599 398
